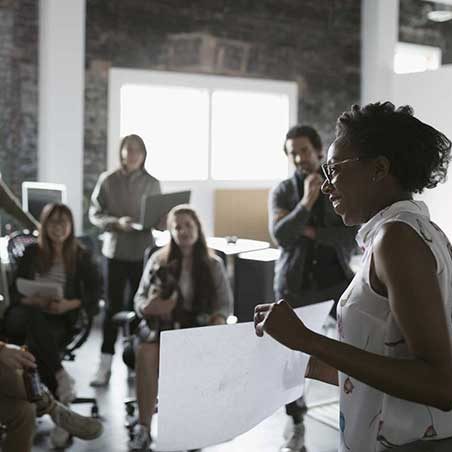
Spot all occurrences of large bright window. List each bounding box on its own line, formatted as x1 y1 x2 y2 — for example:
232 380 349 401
120 84 209 180
211 90 290 180
110 69 297 182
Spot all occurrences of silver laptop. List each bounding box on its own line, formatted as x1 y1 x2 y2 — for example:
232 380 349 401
131 190 191 231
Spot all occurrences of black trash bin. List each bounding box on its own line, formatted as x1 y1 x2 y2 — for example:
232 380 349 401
234 248 280 322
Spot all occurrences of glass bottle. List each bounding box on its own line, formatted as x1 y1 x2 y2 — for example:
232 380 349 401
21 346 43 402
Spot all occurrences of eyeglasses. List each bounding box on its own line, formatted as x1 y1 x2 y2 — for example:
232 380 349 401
321 157 364 185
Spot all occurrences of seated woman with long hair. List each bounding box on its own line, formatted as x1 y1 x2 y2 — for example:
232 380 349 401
5 203 101 405
129 204 233 451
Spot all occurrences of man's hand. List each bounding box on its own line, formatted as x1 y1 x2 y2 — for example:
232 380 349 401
117 216 134 232
303 225 317 240
0 344 36 371
300 173 323 210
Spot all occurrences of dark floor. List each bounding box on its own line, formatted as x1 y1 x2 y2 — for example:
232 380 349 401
30 320 339 452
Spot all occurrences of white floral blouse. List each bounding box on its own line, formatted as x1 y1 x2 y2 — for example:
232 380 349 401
338 200 452 451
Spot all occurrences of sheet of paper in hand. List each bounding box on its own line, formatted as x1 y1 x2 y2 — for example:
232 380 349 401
17 277 63 300
156 300 333 451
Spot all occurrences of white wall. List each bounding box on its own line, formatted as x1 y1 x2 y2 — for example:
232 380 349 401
393 66 452 239
361 0 452 240
361 0 399 104
38 0 85 233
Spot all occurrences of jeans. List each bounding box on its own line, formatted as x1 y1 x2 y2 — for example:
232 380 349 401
4 304 71 395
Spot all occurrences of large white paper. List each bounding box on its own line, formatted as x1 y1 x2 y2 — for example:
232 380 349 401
16 277 63 299
156 300 333 451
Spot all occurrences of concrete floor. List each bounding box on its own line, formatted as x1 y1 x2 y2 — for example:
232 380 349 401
31 321 339 452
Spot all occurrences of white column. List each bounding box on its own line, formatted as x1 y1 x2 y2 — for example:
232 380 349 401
38 0 86 233
361 0 399 105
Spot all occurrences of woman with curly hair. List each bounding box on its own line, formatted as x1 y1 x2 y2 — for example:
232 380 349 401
255 102 452 451
129 204 232 451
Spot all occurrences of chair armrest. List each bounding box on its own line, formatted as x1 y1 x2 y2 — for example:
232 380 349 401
112 310 137 326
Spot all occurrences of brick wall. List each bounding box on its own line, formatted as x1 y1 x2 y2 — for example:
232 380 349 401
0 0 38 200
0 1 361 229
84 0 362 228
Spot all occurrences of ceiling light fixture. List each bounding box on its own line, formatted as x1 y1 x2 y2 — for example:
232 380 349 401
427 9 452 21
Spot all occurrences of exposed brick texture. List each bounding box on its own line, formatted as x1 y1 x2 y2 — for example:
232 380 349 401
0 0 38 202
0 1 361 230
83 0 361 227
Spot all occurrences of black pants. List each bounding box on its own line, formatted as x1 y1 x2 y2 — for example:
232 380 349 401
101 258 143 355
4 304 71 395
285 280 351 422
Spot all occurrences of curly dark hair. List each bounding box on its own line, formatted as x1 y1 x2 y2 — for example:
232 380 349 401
336 102 451 193
283 125 322 155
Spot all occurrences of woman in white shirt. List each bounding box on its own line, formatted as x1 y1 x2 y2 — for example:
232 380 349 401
255 102 452 451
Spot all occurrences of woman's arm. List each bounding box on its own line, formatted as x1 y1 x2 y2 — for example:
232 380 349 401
305 356 338 386
88 174 121 231
209 257 232 323
134 252 177 318
257 222 452 411
11 244 49 309
45 298 81 315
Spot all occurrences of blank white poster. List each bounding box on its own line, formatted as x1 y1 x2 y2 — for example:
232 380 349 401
156 300 333 451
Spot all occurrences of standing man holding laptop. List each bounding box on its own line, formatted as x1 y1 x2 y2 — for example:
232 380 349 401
89 134 161 386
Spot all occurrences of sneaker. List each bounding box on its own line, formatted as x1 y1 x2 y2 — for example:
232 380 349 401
50 425 72 449
90 353 113 387
50 401 103 440
280 421 305 452
128 423 151 451
56 369 77 404
127 368 136 382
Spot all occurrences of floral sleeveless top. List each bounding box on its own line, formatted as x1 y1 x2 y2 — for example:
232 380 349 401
338 200 452 451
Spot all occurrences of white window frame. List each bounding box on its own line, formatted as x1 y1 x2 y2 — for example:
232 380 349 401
108 68 298 235
108 68 297 182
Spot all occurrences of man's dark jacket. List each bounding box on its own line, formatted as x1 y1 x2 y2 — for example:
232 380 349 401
269 173 358 305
